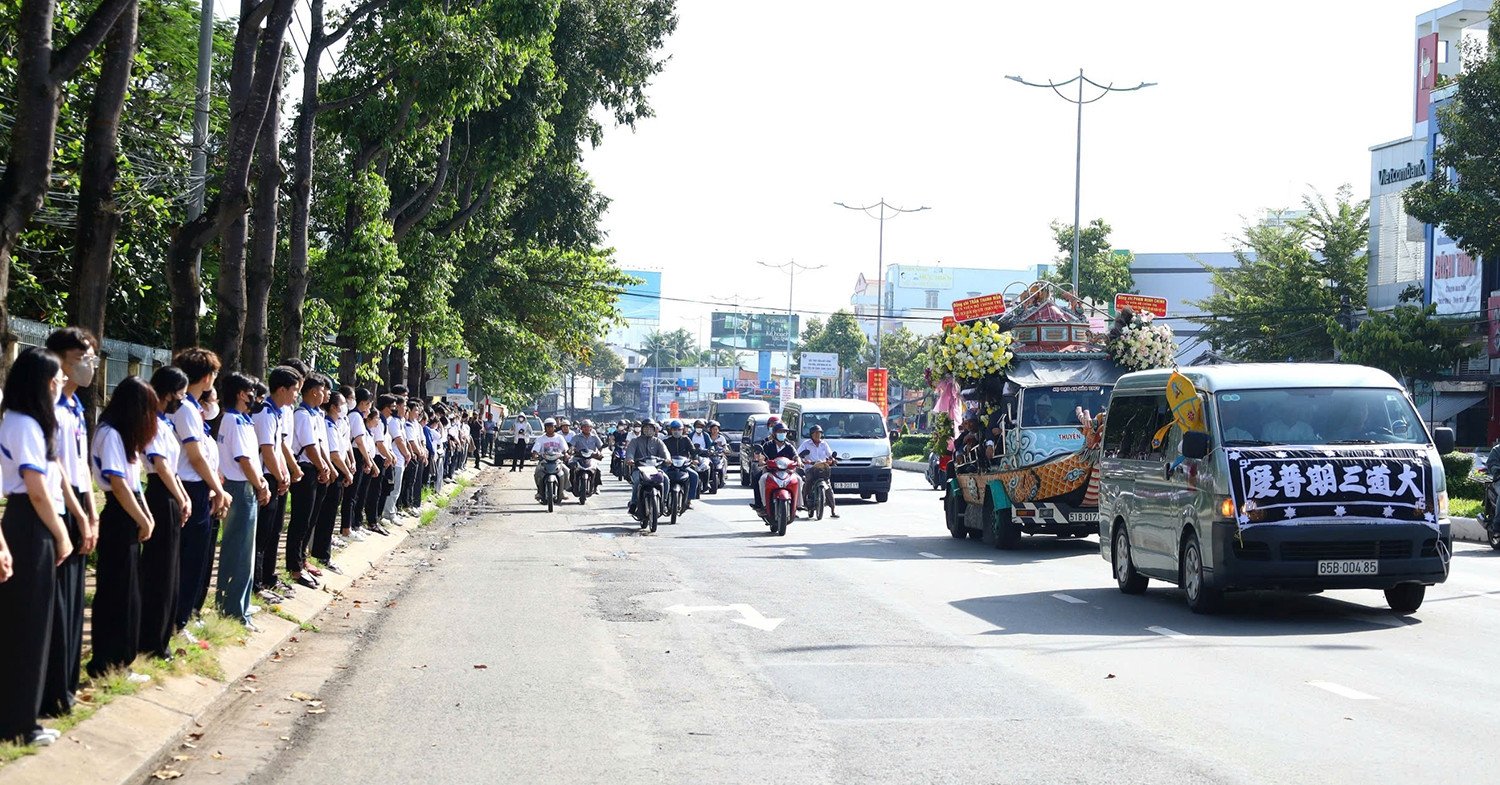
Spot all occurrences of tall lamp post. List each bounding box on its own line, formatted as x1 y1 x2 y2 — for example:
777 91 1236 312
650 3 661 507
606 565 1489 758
835 198 930 368
1004 70 1155 294
757 260 823 402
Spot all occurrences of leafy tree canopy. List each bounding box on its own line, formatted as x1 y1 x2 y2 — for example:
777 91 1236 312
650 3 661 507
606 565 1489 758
1041 218 1134 304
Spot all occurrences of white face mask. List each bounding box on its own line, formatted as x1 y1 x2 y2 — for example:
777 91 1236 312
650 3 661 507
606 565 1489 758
202 401 221 421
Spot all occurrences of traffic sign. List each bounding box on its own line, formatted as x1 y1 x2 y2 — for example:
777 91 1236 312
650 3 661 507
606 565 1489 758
1114 293 1168 317
800 352 839 378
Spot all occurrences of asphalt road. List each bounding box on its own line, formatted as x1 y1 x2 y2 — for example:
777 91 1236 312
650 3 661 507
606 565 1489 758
250 467 1500 785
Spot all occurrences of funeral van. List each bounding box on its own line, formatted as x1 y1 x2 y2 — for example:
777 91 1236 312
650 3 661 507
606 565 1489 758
1099 364 1454 615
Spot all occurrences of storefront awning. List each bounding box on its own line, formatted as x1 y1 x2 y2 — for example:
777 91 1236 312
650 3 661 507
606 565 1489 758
1415 392 1485 424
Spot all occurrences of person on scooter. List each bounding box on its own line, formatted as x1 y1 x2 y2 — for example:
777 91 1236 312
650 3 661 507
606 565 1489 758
660 419 700 506
530 419 570 502
752 420 798 513
569 419 604 495
626 420 671 518
798 424 839 519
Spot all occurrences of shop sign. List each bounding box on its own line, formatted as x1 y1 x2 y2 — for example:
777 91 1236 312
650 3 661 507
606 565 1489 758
1432 234 1480 317
1377 160 1427 186
952 293 1005 322
1114 293 1168 318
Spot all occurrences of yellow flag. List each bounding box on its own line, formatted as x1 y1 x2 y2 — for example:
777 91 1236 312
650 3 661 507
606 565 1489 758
1152 370 1207 448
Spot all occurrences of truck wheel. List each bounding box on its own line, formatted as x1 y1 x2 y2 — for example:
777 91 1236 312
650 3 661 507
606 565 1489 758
1182 531 1221 614
995 508 1021 550
979 501 998 547
1113 526 1148 594
874 492 889 503
1385 583 1426 614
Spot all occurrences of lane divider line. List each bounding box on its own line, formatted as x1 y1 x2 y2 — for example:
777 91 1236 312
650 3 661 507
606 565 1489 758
1051 593 1087 604
1308 681 1378 700
1146 626 1192 639
917 552 943 559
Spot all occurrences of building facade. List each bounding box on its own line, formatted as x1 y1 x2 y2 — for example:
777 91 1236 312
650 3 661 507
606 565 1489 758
849 263 1036 338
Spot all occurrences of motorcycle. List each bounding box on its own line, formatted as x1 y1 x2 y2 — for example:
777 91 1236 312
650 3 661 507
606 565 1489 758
632 457 665 533
665 455 693 525
572 450 601 505
1476 473 1500 550
925 451 950 491
802 451 840 521
758 456 801 536
694 453 714 495
610 444 629 481
538 448 567 512
705 446 728 494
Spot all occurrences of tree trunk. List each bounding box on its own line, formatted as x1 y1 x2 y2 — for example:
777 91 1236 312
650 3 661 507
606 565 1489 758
0 0 133 375
407 331 422 394
244 57 283 379
213 0 296 372
282 0 327 363
389 345 406 393
68 0 139 350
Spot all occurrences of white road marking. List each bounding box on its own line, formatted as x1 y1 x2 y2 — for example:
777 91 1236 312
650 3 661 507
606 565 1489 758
663 603 784 631
1308 681 1378 700
918 552 942 559
1146 626 1192 639
1051 593 1087 604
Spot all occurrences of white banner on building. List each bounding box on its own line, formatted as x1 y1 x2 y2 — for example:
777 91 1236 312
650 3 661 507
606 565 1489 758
1432 234 1480 316
799 351 840 378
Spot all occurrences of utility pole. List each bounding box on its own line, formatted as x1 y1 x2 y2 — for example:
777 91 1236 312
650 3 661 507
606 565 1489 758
757 260 823 402
835 198 930 367
186 0 215 296
1005 70 1155 294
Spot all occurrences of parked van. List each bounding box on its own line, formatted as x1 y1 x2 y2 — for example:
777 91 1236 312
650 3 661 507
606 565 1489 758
1100 364 1454 614
780 398 893 502
708 398 771 470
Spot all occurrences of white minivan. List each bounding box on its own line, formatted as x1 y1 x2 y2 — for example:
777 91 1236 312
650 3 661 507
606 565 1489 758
780 398 893 502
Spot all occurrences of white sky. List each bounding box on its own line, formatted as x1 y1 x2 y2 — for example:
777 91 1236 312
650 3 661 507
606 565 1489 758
581 0 1442 342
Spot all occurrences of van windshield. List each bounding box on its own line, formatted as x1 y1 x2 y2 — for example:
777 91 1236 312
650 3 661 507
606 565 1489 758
802 412 886 439
1020 384 1111 428
1216 388 1427 446
716 411 756 432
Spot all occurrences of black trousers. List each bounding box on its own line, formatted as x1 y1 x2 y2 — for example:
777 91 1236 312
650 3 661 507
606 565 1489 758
0 495 55 742
364 455 388 526
174 480 213 629
139 477 182 658
311 477 343 562
253 473 287 590
40 488 86 717
285 463 326 573
88 497 140 678
343 451 367 531
400 460 421 508
509 440 526 470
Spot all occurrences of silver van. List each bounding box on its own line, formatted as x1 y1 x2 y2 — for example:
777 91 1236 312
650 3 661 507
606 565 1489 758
708 398 771 469
1100 364 1454 614
780 398 893 502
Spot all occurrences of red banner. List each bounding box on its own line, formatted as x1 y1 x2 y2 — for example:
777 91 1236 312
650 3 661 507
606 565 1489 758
1487 296 1500 358
1114 293 1168 318
952 293 1005 322
867 367 889 419
941 316 956 330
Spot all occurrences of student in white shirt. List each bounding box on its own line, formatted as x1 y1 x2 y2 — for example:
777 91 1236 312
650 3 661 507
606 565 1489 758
216 374 270 627
40 327 98 720
140 367 193 660
0 348 76 746
342 387 376 541
87 376 158 678
364 395 395 535
286 375 333 589
252 366 301 601
310 390 353 573
169 348 228 632
381 396 410 523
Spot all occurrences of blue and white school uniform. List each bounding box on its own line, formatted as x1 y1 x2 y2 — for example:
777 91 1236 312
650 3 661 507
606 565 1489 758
214 410 259 621
139 414 184 658
86 422 144 678
0 412 63 741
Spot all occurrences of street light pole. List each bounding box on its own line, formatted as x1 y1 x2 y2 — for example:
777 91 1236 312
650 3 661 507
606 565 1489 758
757 260 823 402
1004 70 1156 294
835 198 930 368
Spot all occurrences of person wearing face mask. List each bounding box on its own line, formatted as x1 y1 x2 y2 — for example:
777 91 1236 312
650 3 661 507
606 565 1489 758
140 367 192 660
752 420 798 513
39 328 99 719
0 348 76 746
169 349 229 635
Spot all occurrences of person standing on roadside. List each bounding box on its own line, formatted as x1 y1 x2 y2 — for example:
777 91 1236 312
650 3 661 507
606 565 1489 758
381 396 410 524
310 390 352 575
140 367 191 660
215 374 270 628
39 328 98 719
252 367 300 604
286 375 333 589
86 376 158 679
0 348 76 746
170 349 228 632
344 388 375 542
365 394 396 535
508 413 531 472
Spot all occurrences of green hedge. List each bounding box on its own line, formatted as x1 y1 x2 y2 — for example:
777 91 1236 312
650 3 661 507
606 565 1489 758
893 434 928 458
1442 452 1482 499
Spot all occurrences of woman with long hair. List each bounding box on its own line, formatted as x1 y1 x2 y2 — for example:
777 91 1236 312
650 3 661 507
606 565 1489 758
140 367 192 660
216 373 270 628
87 376 159 679
0 348 74 745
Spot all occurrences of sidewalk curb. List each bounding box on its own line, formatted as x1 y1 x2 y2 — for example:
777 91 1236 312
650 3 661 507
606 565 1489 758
1452 516 1487 545
0 468 487 785
894 459 926 473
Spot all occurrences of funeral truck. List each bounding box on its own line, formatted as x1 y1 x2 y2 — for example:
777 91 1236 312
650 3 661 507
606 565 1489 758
1100 363 1455 615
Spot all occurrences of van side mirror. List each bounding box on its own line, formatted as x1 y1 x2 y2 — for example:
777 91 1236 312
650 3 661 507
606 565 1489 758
1433 427 1456 455
1181 431 1210 460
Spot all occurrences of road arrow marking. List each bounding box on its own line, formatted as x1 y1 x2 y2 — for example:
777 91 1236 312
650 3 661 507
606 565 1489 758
1309 680 1377 700
1051 593 1087 604
663 603 784 631
1146 625 1192 639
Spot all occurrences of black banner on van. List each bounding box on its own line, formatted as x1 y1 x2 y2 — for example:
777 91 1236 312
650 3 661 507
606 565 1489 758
1226 447 1436 529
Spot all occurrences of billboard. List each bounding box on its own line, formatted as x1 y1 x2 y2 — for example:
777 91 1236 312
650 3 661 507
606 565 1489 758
896 266 953 290
800 352 839 378
711 312 800 351
618 269 662 322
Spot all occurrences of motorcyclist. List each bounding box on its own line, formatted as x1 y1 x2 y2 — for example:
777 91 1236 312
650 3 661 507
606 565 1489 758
531 418 570 502
557 418 572 440
626 419 671 519
569 419 605 494
660 418 700 506
752 420 798 513
798 424 839 518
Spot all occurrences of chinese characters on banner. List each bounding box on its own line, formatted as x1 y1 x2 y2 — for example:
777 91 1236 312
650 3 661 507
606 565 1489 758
1226 447 1435 529
952 293 1006 323
866 367 889 419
